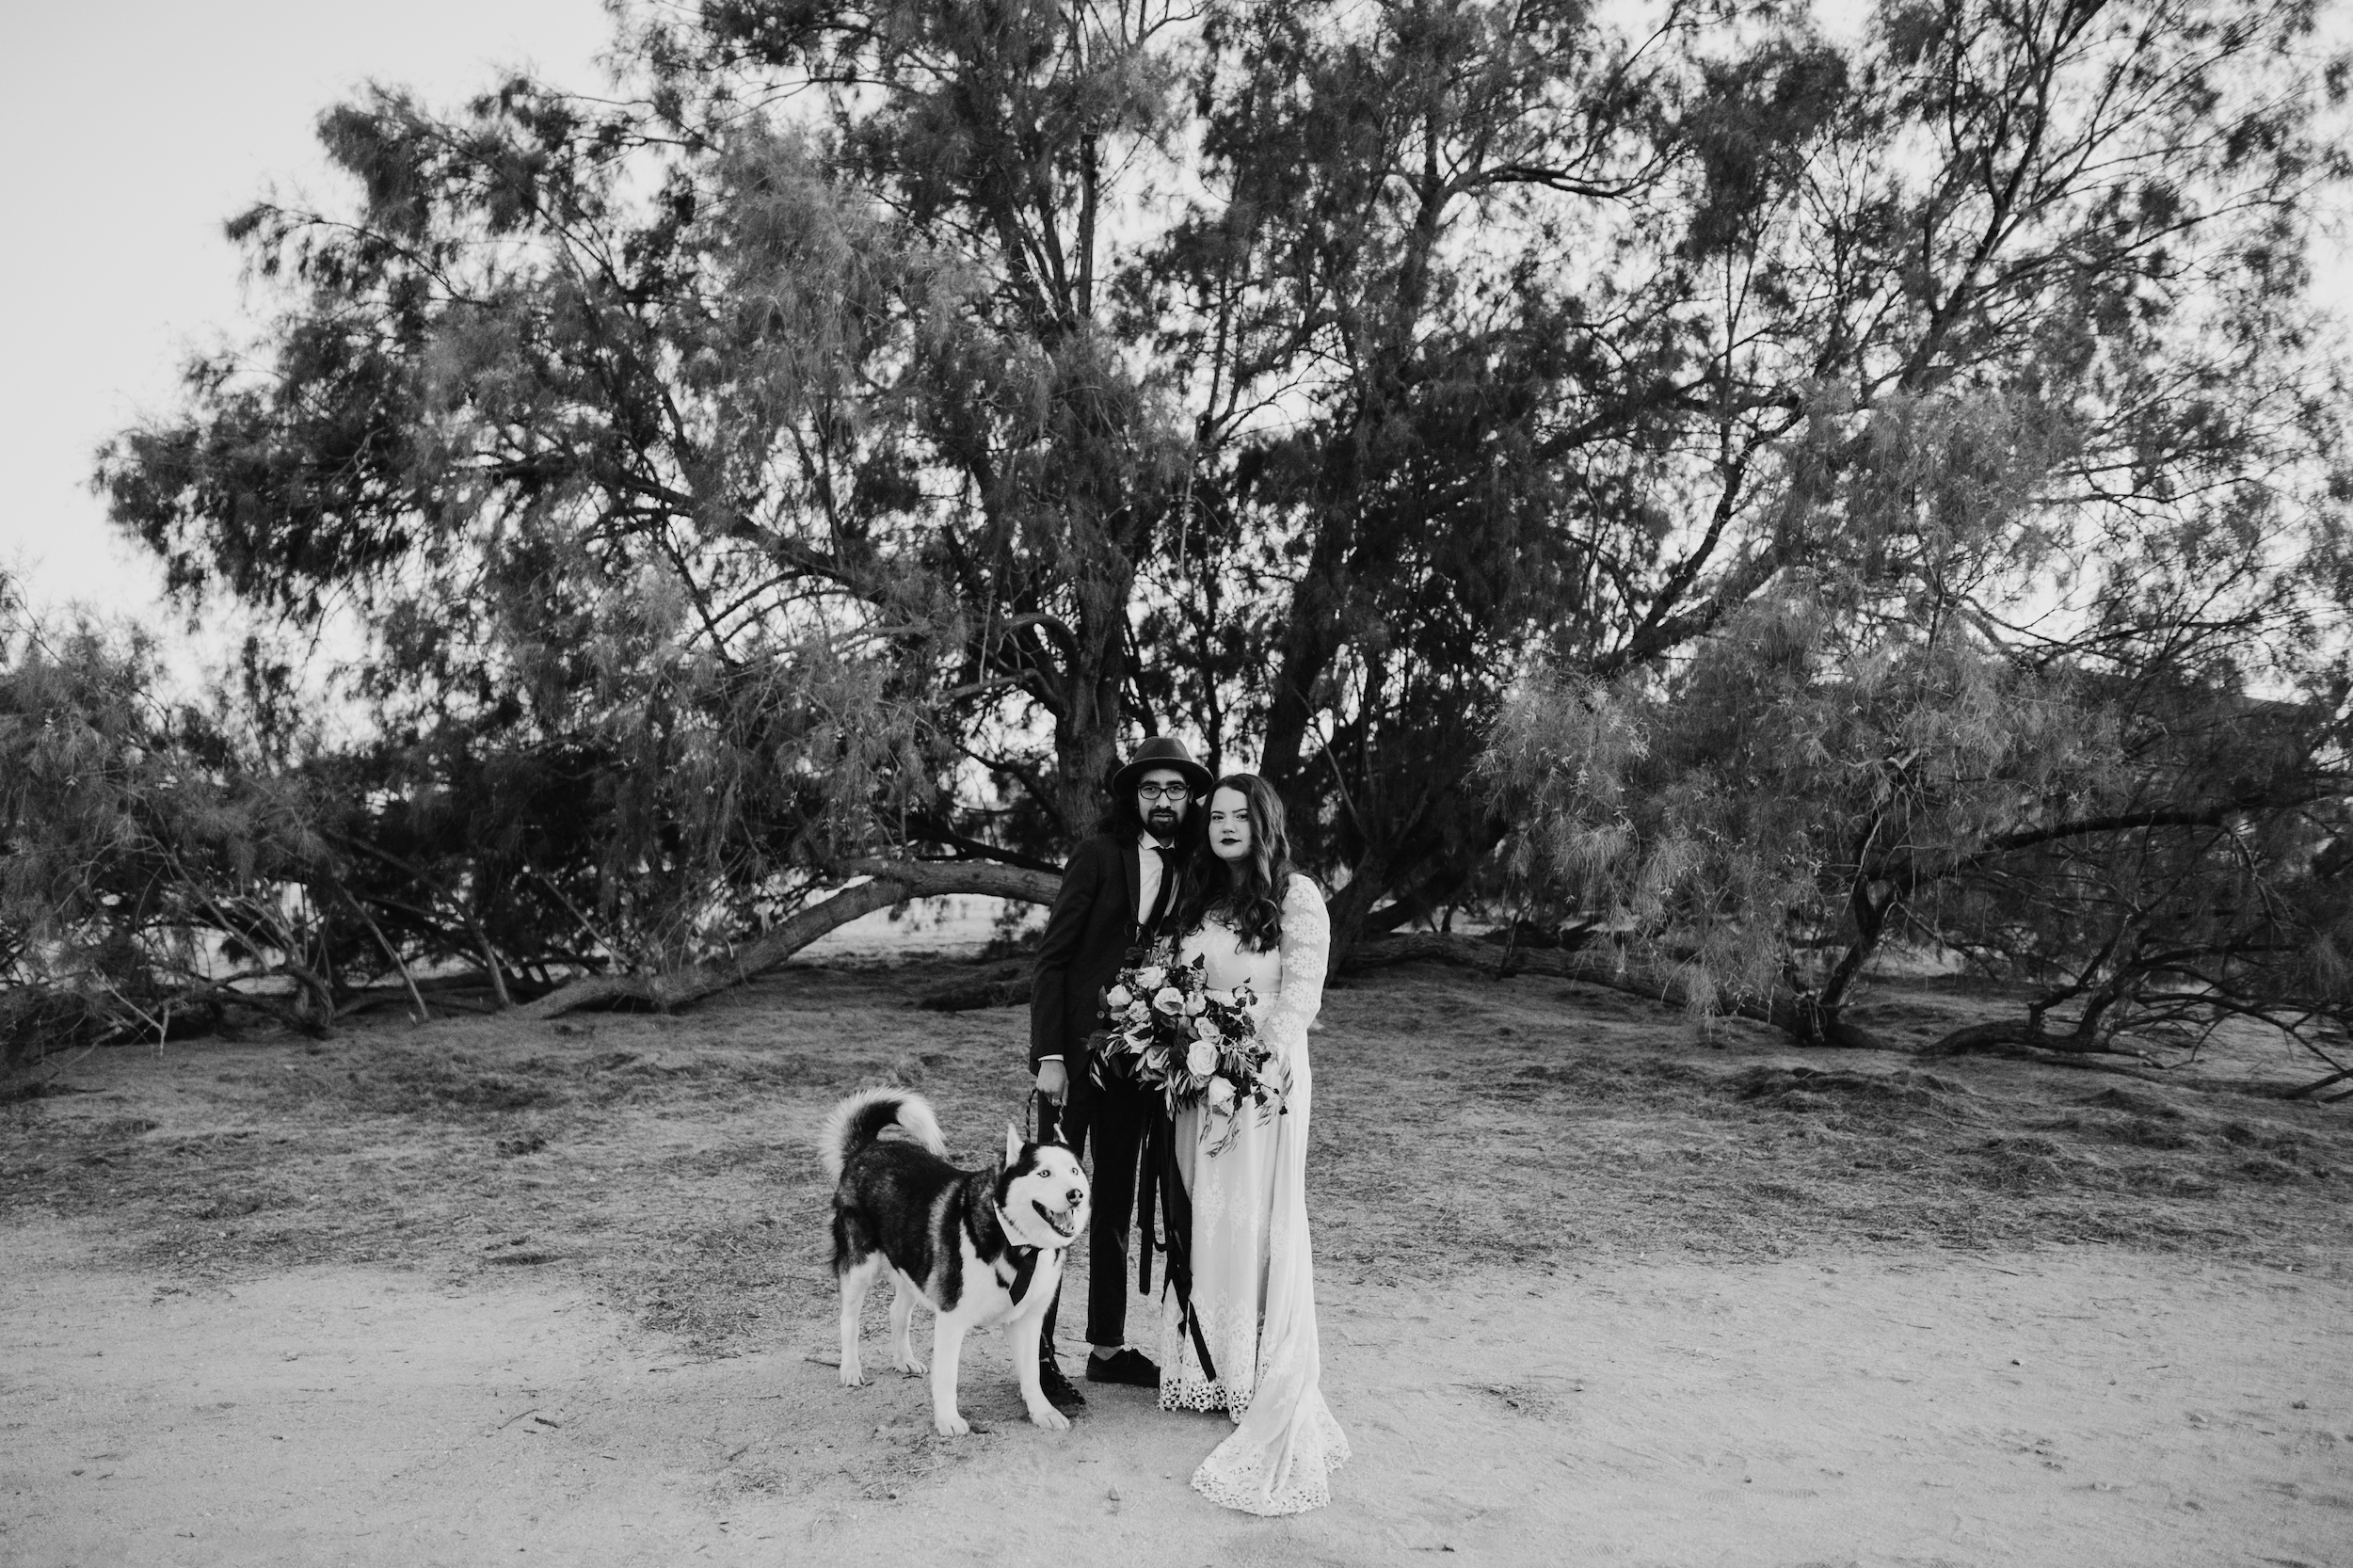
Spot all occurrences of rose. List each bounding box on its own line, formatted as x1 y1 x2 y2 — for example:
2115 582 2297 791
1105 984 1132 1009
1126 1001 1149 1023
1193 1018 1223 1045
1152 986 1186 1015
1185 990 1207 1016
1205 1075 1236 1110
1186 1039 1219 1076
1134 967 1166 990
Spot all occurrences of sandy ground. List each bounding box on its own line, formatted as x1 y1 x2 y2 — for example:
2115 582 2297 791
8 956 2349 1565
6 1222 2347 1568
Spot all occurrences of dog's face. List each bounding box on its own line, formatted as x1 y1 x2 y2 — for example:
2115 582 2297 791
999 1125 1091 1249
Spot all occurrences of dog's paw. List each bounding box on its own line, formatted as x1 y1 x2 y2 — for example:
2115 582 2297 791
839 1363 869 1388
895 1355 927 1376
1026 1401 1071 1432
934 1411 971 1438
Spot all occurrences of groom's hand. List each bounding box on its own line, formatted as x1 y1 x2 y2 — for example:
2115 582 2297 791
1036 1060 1069 1104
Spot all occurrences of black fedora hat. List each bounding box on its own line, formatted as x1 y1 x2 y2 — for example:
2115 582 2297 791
1110 735 1214 798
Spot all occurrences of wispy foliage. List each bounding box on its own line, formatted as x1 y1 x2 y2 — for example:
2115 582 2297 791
0 591 335 1058
66 0 2353 1037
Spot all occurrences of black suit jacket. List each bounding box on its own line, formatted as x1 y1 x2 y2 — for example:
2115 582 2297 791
1029 832 1177 1075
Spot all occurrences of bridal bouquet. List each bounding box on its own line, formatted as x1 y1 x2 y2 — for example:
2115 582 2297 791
1093 945 1285 1156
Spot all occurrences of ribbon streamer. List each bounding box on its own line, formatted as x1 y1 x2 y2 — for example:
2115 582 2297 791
1138 1105 1217 1384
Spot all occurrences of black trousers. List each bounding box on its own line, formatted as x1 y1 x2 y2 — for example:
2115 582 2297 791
1039 1066 1154 1355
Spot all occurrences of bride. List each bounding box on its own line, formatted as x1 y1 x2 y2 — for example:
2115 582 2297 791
1156 772 1351 1515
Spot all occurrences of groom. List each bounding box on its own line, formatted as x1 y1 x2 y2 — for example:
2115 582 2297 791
1029 734 1213 1409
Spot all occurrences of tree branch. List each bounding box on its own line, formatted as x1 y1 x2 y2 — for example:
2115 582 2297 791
518 858 1063 1019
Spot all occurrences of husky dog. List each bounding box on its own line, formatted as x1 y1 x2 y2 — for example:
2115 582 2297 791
823 1088 1092 1437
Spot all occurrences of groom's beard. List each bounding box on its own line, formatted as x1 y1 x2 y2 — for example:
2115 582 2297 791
1144 807 1181 841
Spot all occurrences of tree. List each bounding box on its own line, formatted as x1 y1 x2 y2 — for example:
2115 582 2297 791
88 0 2353 1027
1 591 341 1058
1138 0 1713 953
1478 0 2353 1061
1486 583 2353 1066
104 0 1695 976
99 77 1084 1008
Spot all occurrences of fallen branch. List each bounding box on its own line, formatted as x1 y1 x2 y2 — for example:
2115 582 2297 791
1347 932 1890 1049
1921 1018 2145 1060
338 988 504 1019
916 966 1033 1012
518 858 1062 1021
126 979 323 1041
349 900 431 1023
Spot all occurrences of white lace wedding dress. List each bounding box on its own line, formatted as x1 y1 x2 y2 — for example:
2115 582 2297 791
1157 872 1352 1515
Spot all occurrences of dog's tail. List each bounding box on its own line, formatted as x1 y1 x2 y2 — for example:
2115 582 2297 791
819 1088 948 1180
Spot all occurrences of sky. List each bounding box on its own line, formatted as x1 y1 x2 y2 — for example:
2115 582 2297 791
0 0 613 623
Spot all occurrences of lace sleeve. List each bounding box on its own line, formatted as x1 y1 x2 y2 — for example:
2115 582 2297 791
1261 874 1330 1061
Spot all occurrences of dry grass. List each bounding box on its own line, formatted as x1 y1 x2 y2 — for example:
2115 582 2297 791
5 960 2348 1357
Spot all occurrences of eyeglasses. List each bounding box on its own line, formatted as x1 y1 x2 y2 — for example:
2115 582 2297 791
1136 783 1193 801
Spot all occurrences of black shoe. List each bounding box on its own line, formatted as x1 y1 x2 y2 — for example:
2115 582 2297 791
1085 1347 1160 1388
1037 1358 1087 1410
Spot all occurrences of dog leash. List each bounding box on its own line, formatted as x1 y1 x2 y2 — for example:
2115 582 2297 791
1028 1086 1058 1146
1032 1080 1213 1382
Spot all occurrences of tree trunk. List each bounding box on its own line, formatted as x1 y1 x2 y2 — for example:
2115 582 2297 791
1048 568 1136 837
519 859 1063 1020
1259 568 1340 792
1321 849 1390 974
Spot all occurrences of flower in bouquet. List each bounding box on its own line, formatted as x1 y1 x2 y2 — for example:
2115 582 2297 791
1094 951 1288 1158
1092 945 1189 1090
1189 984 1286 1157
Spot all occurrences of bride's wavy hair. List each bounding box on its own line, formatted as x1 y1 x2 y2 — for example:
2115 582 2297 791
1176 773 1297 952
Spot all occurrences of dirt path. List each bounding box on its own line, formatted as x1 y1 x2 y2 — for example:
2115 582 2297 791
5 1223 2345 1567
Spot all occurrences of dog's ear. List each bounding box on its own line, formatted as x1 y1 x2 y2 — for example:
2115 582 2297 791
1003 1122 1024 1168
